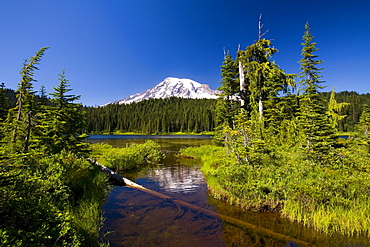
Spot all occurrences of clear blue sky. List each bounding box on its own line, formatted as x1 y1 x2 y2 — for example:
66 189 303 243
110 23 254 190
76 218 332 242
1 0 369 106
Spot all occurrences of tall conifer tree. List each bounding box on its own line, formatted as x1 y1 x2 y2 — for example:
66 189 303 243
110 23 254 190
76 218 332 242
238 38 295 139
216 53 240 129
8 47 49 152
326 88 350 130
297 23 335 157
39 70 86 154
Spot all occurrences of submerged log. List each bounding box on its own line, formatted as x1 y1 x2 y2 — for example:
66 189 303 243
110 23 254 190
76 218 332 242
88 158 316 247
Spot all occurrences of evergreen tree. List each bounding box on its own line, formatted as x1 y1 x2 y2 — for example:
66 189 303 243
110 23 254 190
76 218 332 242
297 23 335 158
241 39 277 121
39 70 86 154
358 104 370 138
237 38 295 140
6 47 49 152
326 88 350 131
0 82 7 121
216 53 240 129
38 85 49 107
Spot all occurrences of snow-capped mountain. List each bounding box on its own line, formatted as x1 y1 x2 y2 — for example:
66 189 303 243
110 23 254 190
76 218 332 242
105 77 220 105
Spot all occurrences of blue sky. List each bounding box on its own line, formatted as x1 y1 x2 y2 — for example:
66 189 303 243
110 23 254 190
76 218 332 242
1 0 369 106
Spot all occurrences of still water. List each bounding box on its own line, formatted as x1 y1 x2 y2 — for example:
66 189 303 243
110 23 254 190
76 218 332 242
87 135 370 247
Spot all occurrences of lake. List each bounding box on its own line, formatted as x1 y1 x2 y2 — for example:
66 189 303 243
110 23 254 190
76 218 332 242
87 135 370 247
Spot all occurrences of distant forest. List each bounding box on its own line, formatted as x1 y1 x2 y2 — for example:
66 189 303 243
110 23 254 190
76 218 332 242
321 91 370 132
84 97 217 134
3 88 370 134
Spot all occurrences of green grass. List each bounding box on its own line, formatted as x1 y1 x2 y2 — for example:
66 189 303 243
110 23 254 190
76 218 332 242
90 140 164 171
170 131 215 135
180 143 370 236
91 131 215 136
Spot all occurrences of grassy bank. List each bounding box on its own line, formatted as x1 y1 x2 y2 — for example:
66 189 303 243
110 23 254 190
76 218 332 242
180 143 370 236
90 140 164 171
90 131 215 136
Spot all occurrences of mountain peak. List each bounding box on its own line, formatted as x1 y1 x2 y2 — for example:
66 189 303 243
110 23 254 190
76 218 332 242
105 77 220 105
162 77 202 88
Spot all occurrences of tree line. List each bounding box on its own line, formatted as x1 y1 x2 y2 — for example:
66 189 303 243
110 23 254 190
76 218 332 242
321 91 370 132
3 86 370 135
84 97 216 134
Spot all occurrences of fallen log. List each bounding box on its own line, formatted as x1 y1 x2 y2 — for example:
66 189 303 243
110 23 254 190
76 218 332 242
88 158 316 247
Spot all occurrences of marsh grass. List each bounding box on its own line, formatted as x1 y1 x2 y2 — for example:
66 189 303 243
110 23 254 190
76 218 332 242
90 140 164 171
180 143 370 236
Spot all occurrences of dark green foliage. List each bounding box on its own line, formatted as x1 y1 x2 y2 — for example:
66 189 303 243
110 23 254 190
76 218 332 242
15 47 49 120
0 151 109 246
2 88 54 110
215 54 240 129
238 38 278 117
0 83 7 121
84 97 217 134
297 23 336 159
5 47 49 153
37 85 49 107
5 88 16 108
216 36 297 160
358 104 370 139
322 91 370 132
37 70 87 154
4 85 369 133
236 38 296 140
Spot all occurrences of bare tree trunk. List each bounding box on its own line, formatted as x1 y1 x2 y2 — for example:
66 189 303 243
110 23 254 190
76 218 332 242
365 126 368 138
238 60 246 106
258 94 263 121
13 92 23 143
258 14 269 40
241 125 249 163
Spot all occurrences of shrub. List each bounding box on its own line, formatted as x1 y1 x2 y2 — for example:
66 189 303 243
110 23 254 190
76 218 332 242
91 140 164 171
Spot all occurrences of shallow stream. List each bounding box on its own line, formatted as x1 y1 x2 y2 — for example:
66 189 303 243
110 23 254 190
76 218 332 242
87 135 370 247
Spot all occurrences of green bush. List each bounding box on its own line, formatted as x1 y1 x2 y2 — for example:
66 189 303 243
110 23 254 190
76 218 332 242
91 140 164 171
0 151 109 246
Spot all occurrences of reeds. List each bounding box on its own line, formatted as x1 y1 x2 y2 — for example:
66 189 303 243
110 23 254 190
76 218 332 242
180 144 370 236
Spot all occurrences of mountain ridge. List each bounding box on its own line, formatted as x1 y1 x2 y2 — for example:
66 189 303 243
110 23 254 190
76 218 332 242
104 77 220 105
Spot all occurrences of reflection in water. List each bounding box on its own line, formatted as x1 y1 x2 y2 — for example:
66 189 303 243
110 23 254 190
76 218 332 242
87 137 370 247
147 165 205 194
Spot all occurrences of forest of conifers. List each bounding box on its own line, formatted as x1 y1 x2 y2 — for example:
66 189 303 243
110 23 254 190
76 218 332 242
84 97 216 134
3 88 370 134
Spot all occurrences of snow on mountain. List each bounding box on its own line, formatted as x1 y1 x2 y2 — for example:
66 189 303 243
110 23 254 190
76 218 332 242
105 77 220 105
